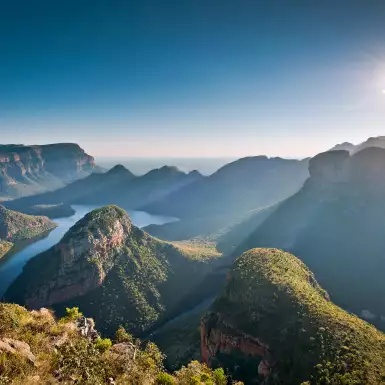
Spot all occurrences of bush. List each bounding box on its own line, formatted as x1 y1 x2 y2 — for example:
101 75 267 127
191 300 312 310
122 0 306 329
94 337 112 353
61 307 83 322
155 372 176 384
213 368 227 385
115 326 134 343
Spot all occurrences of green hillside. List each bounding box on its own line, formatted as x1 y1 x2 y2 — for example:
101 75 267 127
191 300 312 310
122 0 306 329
0 205 56 258
202 248 385 384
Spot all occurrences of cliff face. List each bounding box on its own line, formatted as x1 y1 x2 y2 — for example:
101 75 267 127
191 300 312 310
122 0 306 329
0 143 96 199
5 206 216 335
201 249 385 384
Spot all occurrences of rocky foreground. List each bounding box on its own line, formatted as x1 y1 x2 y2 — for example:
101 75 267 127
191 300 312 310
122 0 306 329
0 303 231 384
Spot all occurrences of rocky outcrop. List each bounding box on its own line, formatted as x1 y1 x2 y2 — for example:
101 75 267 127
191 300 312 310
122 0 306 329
16 206 130 308
0 143 96 198
0 338 36 364
5 206 216 335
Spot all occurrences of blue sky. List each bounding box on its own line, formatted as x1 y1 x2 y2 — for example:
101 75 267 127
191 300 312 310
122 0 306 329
1 0 385 158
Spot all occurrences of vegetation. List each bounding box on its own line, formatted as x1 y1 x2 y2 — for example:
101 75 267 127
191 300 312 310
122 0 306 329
171 240 221 261
5 206 216 337
207 248 385 384
0 303 238 384
0 205 56 242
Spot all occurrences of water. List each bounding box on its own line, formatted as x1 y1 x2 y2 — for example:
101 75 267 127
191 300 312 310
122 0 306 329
0 205 177 297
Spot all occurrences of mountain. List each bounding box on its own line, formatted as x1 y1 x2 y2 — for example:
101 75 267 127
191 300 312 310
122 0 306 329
6 165 202 215
234 147 385 328
330 136 385 154
5 206 219 335
0 143 96 200
328 141 355 152
141 156 309 241
0 205 56 258
143 156 309 219
202 248 385 384
0 303 227 384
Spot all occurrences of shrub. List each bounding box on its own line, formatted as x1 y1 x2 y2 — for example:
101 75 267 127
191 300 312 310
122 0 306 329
94 337 112 353
115 326 134 344
155 372 176 384
61 307 83 322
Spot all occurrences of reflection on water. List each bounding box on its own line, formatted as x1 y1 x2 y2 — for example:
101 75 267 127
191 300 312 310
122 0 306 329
0 205 177 297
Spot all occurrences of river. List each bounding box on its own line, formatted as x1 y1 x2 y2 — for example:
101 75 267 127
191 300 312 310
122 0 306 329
0 205 177 297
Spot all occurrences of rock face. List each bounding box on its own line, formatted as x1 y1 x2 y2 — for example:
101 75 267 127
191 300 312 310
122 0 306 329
5 206 216 335
235 147 385 330
0 143 96 199
0 338 36 364
201 248 385 384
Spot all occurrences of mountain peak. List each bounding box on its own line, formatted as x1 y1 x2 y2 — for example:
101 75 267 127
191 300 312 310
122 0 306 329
144 165 185 178
63 205 132 243
106 164 134 177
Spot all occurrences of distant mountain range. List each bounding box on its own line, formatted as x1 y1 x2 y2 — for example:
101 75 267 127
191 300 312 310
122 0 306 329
329 136 385 153
143 156 310 240
0 143 98 200
6 164 203 215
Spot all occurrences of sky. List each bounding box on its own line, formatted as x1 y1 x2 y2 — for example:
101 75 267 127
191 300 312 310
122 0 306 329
1 0 385 158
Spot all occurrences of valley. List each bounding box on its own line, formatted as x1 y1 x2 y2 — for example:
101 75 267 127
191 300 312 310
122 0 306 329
2 138 385 384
